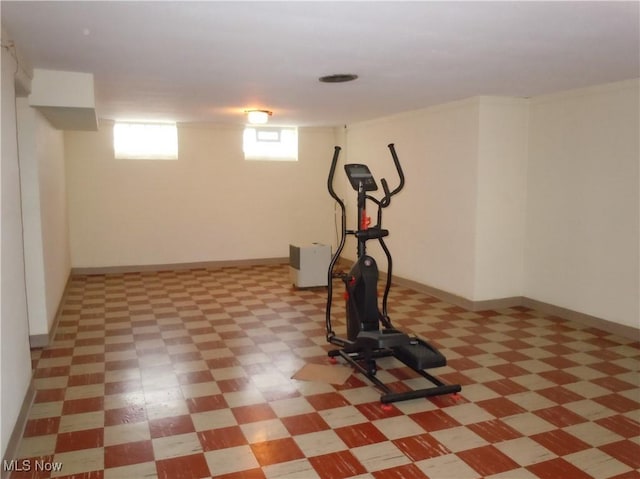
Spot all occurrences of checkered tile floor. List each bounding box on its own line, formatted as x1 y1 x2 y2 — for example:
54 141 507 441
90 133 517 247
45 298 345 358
15 264 640 478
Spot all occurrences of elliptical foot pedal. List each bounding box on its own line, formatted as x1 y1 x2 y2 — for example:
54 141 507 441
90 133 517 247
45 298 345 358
394 338 447 370
356 329 409 349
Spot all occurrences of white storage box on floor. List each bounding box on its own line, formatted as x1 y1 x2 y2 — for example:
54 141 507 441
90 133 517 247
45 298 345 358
289 243 331 288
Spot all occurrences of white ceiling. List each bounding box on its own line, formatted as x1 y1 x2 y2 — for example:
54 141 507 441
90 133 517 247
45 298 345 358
1 1 638 127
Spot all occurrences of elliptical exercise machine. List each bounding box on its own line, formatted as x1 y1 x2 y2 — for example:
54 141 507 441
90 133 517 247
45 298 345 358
326 144 461 404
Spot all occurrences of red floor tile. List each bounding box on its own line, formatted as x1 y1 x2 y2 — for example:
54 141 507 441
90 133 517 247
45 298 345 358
596 414 640 438
34 388 66 403
458 445 520 476
34 366 71 378
197 340 227 351
538 369 580 385
467 419 523 443
599 440 640 469
537 385 585 404
250 438 305 466
533 405 588 427
393 433 450 461
527 457 596 479
306 392 351 411
198 425 248 451
205 356 241 369
155 453 211 479
217 377 253 393
187 394 229 413
23 417 60 437
588 349 626 361
489 363 531 378
530 429 591 456
40 348 74 358
484 378 529 396
104 330 134 340
72 354 106 365
74 338 105 347
104 404 147 426
335 422 386 448
104 440 154 468
589 361 629 376
610 471 640 479
477 397 527 418
232 404 276 424
438 371 475 386
61 397 104 415
308 450 366 479
67 373 105 387
105 358 139 370
593 393 640 413
542 344 578 356
592 376 637 392
447 356 482 371
495 350 532 362
104 341 135 352
214 469 266 479
281 412 330 436
540 356 580 369
451 345 487 357
55 427 103 453
409 409 462 431
372 463 428 479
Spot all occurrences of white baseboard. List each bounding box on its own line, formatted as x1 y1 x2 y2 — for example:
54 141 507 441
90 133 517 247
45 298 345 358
1 382 35 479
71 257 289 275
392 274 638 341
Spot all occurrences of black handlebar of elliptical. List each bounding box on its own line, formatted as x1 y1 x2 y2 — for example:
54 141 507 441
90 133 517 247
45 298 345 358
387 143 405 197
378 143 404 208
381 178 391 197
327 146 342 204
380 178 391 207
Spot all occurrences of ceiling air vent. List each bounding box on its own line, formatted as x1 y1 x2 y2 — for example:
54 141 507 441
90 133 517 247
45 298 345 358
319 74 358 83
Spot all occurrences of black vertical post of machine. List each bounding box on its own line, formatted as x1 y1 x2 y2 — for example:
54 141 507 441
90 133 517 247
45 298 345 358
325 144 461 404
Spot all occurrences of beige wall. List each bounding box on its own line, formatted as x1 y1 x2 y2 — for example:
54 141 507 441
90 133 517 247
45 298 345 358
65 124 338 268
345 80 638 328
17 98 70 338
474 97 529 300
344 97 529 302
344 99 481 299
1 33 33 459
525 79 639 328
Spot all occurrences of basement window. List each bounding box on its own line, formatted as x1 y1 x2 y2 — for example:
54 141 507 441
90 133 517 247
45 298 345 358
243 126 298 161
113 122 178 160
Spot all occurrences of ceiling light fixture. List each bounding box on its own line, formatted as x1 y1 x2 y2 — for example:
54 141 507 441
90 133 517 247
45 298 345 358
245 109 272 124
319 74 358 83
